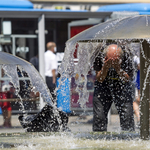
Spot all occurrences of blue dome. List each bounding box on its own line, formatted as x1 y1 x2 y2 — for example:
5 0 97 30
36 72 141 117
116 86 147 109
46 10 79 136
0 0 33 9
97 3 150 12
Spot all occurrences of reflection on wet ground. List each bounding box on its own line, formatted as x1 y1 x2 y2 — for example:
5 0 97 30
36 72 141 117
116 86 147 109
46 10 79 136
0 114 140 133
0 114 143 150
0 132 145 150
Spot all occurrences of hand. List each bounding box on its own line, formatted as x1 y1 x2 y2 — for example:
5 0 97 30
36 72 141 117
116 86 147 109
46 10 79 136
53 78 56 84
112 58 122 72
103 57 112 69
96 57 112 82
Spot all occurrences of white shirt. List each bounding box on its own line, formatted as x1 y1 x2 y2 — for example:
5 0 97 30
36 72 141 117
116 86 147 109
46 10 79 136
45 50 57 77
133 55 140 82
133 55 140 68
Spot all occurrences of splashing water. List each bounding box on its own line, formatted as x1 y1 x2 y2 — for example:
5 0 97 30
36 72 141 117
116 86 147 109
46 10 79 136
58 40 136 109
1 15 150 149
0 52 63 127
58 15 150 113
2 65 20 93
1 15 150 135
2 62 53 107
0 52 66 131
1 132 150 150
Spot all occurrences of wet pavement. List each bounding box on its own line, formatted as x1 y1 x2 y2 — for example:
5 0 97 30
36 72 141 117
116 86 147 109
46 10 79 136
0 114 140 133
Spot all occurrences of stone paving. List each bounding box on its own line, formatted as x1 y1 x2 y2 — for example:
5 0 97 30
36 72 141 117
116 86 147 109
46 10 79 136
0 114 139 133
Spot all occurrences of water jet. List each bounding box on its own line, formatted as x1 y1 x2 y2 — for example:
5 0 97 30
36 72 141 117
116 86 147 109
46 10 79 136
59 15 150 140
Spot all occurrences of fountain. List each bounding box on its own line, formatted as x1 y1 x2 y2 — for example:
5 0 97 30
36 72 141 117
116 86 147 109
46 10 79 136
0 15 150 149
58 15 150 140
0 52 69 132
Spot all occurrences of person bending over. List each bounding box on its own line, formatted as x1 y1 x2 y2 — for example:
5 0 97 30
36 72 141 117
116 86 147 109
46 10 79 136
93 44 135 132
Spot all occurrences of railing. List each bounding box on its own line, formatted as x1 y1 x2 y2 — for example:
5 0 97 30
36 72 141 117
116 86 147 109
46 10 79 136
0 97 40 114
0 97 39 102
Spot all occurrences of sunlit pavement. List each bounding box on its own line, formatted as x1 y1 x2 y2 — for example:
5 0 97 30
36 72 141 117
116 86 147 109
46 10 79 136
0 114 139 133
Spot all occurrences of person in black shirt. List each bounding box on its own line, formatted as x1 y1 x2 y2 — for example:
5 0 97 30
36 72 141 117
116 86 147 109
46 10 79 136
30 53 39 71
93 44 135 131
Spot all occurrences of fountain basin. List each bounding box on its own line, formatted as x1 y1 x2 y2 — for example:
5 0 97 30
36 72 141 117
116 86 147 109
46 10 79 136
0 132 148 150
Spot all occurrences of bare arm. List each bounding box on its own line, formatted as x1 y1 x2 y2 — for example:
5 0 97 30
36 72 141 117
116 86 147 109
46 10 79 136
116 69 130 82
96 66 109 83
112 58 130 82
96 58 111 83
52 69 56 84
96 58 130 83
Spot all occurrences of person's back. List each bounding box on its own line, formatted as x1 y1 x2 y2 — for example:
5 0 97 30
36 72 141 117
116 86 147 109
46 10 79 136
44 42 57 102
30 55 39 71
45 50 57 77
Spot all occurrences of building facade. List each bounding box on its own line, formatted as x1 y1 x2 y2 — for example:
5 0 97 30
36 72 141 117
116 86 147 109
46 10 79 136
29 0 150 11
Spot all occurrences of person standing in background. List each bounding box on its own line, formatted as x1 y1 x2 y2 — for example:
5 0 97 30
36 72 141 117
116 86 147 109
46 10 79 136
30 52 39 71
0 79 13 128
45 42 57 102
133 55 140 127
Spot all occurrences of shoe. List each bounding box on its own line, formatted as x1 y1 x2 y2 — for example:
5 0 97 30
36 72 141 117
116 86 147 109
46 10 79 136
2 121 12 128
0 125 4 128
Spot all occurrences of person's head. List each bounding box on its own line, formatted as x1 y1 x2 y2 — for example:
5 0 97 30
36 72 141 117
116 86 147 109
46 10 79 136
47 42 56 53
104 44 123 60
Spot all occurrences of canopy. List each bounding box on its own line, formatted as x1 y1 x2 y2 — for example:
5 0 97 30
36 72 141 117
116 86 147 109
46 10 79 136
0 51 53 105
97 3 150 12
0 51 31 65
66 15 150 45
0 0 33 9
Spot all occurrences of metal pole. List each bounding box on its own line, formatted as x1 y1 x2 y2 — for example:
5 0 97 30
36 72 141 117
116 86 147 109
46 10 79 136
38 14 45 109
140 40 150 140
12 36 15 56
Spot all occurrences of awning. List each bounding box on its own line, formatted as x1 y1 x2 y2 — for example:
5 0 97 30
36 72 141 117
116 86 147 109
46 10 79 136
0 8 112 18
0 0 33 9
30 0 150 3
97 3 150 12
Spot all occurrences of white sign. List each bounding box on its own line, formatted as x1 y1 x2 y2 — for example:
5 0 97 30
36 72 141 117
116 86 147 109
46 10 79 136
2 21 12 35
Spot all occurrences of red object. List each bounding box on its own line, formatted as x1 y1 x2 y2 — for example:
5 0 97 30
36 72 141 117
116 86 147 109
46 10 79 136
69 24 95 110
70 25 93 58
0 92 11 111
70 25 93 38
70 74 95 109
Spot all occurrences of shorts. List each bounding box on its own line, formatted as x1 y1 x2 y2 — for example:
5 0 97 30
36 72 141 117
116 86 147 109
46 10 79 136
0 92 11 111
136 70 140 90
